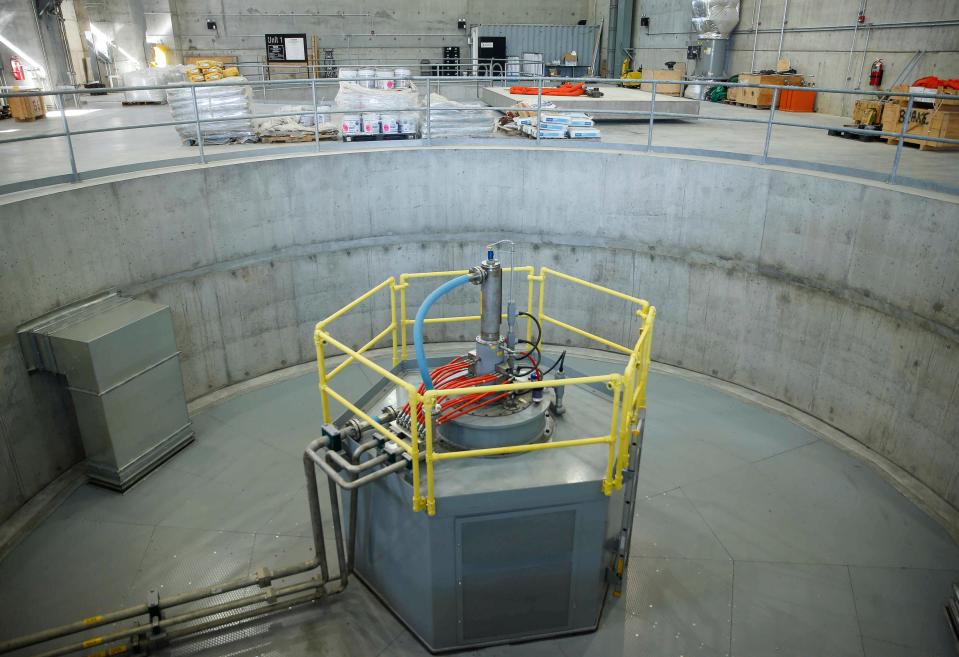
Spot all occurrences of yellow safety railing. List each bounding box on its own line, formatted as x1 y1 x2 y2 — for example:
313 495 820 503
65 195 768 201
313 265 655 516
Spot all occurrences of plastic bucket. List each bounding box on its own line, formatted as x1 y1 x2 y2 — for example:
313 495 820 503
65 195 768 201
380 114 398 134
375 70 395 90
398 116 418 134
338 68 358 81
361 112 380 134
357 68 375 88
394 68 412 89
341 114 361 135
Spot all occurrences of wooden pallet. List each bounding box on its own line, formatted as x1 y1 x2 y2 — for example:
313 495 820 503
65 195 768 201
121 101 163 106
827 126 883 142
341 133 419 142
726 101 771 109
882 136 957 151
259 131 339 143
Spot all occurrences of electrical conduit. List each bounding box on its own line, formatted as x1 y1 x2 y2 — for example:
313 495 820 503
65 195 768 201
414 274 472 389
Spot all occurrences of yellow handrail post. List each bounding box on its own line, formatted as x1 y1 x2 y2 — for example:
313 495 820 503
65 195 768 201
615 359 635 488
535 269 546 340
313 267 654 514
390 279 399 367
398 275 409 361
603 377 623 495
424 397 437 516
410 391 424 512
315 332 331 424
526 270 536 342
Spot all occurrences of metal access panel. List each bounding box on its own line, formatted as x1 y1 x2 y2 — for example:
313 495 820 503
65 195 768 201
17 293 194 490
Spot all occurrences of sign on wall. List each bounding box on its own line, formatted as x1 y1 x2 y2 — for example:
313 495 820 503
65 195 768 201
265 34 307 63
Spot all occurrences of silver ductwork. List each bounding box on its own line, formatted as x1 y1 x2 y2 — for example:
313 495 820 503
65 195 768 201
692 0 741 39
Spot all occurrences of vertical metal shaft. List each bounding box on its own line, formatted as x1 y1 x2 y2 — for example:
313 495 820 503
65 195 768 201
535 75 543 142
57 93 78 182
425 77 432 143
311 78 321 152
480 259 503 342
855 26 873 90
647 81 656 151
890 94 914 182
776 0 789 60
191 86 206 164
762 87 779 162
750 0 763 73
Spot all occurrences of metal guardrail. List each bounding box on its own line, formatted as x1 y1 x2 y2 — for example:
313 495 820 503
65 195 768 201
312 266 655 516
1 74 957 195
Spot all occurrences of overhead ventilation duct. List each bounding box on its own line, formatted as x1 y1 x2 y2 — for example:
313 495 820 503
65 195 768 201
692 0 741 39
690 0 740 81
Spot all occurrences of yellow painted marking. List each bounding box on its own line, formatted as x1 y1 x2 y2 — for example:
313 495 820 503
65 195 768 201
82 637 104 648
83 615 104 625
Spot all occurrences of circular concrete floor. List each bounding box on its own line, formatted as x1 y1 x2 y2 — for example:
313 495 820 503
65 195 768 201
0 348 957 657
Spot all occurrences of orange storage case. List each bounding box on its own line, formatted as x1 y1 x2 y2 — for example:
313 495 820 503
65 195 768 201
779 88 816 112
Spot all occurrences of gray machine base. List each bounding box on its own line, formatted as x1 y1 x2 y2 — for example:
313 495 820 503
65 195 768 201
354 569 607 654
86 424 194 491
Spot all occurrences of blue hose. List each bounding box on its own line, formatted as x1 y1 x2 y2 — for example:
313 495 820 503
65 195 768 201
415 274 472 390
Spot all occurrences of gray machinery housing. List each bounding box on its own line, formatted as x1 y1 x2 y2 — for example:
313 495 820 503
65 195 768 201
329 248 643 652
343 368 626 652
17 292 194 490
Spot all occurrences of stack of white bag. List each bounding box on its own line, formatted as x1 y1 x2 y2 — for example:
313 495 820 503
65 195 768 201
334 81 419 113
425 93 494 138
166 77 256 145
121 68 182 103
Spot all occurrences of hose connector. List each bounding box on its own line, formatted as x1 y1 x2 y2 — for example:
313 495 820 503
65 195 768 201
468 265 486 285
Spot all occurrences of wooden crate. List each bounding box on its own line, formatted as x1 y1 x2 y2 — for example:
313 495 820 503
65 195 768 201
853 99 885 125
737 74 803 108
726 85 740 103
640 64 685 96
882 104 959 151
9 93 45 121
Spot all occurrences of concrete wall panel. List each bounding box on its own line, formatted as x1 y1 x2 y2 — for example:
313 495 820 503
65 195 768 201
0 147 957 532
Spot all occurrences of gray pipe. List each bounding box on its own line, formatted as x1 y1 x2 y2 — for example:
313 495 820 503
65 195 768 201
749 0 763 72
855 26 873 90
1 439 340 657
326 449 391 474
776 0 789 60
30 577 335 657
307 447 410 490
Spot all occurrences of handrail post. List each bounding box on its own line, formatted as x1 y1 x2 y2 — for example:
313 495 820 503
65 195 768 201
425 77 432 143
762 87 780 163
190 86 206 164
890 94 915 183
311 77 321 152
535 74 543 142
57 92 79 182
647 80 657 151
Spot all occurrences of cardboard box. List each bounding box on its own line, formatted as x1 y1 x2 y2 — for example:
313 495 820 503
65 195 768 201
853 99 886 125
881 103 959 151
640 64 685 96
737 73 803 108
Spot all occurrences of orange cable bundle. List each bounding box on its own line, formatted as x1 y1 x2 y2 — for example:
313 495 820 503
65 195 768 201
509 82 586 96
912 76 959 91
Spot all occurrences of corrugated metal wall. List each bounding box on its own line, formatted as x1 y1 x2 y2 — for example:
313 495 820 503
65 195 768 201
473 24 601 70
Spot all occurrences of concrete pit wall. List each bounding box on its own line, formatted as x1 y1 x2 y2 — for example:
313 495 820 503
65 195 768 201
0 146 957 528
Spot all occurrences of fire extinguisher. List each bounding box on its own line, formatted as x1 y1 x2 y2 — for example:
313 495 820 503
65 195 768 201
869 59 884 87
10 57 24 81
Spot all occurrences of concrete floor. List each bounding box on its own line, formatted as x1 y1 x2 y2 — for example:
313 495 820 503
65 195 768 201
2 91 956 193
1 348 957 657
